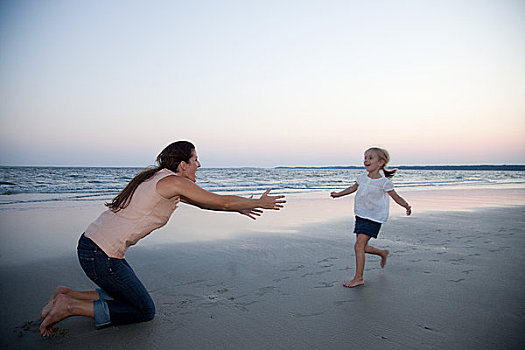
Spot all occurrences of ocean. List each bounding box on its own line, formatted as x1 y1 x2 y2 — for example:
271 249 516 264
1 166 524 208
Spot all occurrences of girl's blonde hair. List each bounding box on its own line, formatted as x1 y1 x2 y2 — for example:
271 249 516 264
366 147 397 178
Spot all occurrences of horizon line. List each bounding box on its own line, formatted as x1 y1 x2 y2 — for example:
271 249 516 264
1 164 525 170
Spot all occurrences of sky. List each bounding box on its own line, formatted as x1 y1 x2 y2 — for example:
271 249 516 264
1 0 524 167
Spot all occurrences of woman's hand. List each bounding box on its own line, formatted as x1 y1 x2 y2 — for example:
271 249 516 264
239 190 285 218
239 208 263 220
259 189 286 210
330 191 339 198
238 195 263 219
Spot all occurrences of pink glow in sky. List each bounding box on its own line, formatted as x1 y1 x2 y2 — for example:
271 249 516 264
1 0 524 167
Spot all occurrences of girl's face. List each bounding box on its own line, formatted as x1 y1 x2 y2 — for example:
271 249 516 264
364 151 385 174
179 150 201 182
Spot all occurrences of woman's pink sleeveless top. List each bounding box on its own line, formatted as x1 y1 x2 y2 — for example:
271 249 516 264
85 169 179 258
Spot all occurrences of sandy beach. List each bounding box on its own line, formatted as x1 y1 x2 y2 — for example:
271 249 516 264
1 186 525 349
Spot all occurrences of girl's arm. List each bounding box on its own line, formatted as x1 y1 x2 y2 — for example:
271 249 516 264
330 183 358 198
387 190 412 215
157 175 285 212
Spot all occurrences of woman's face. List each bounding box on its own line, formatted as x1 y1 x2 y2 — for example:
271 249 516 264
180 149 201 182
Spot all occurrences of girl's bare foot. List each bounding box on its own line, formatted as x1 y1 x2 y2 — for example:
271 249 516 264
380 249 390 268
343 278 364 288
40 294 73 336
41 286 72 320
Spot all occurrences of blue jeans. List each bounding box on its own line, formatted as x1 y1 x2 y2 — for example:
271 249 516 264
77 234 155 329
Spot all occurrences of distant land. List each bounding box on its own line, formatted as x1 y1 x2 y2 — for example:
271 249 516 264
275 165 525 171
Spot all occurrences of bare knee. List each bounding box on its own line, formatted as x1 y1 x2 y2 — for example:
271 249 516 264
354 241 366 253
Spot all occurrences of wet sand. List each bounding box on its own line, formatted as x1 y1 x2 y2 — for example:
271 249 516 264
1 187 525 349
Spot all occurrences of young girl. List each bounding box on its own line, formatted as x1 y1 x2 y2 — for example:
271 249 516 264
331 147 411 288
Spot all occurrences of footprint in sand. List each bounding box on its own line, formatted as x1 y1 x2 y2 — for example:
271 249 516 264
176 279 208 287
448 278 465 283
14 320 40 337
282 264 305 272
314 281 338 288
273 276 290 283
321 263 334 268
257 286 277 296
293 312 325 318
334 300 354 306
15 319 69 338
233 300 259 312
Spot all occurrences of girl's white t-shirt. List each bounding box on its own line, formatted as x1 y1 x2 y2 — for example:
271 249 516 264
354 172 394 224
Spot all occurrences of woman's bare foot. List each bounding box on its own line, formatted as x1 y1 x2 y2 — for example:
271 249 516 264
41 286 72 320
380 249 390 268
343 278 364 288
40 294 73 336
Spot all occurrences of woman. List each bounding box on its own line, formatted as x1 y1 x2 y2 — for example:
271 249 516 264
40 141 285 336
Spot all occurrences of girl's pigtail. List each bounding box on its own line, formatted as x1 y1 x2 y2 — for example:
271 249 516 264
382 167 397 178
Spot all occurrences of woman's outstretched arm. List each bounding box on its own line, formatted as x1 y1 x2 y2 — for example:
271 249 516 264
157 175 286 211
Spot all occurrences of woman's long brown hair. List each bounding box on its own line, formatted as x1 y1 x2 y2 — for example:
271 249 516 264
105 141 195 212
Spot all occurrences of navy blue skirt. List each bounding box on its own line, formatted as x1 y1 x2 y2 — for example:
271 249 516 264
353 216 382 238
